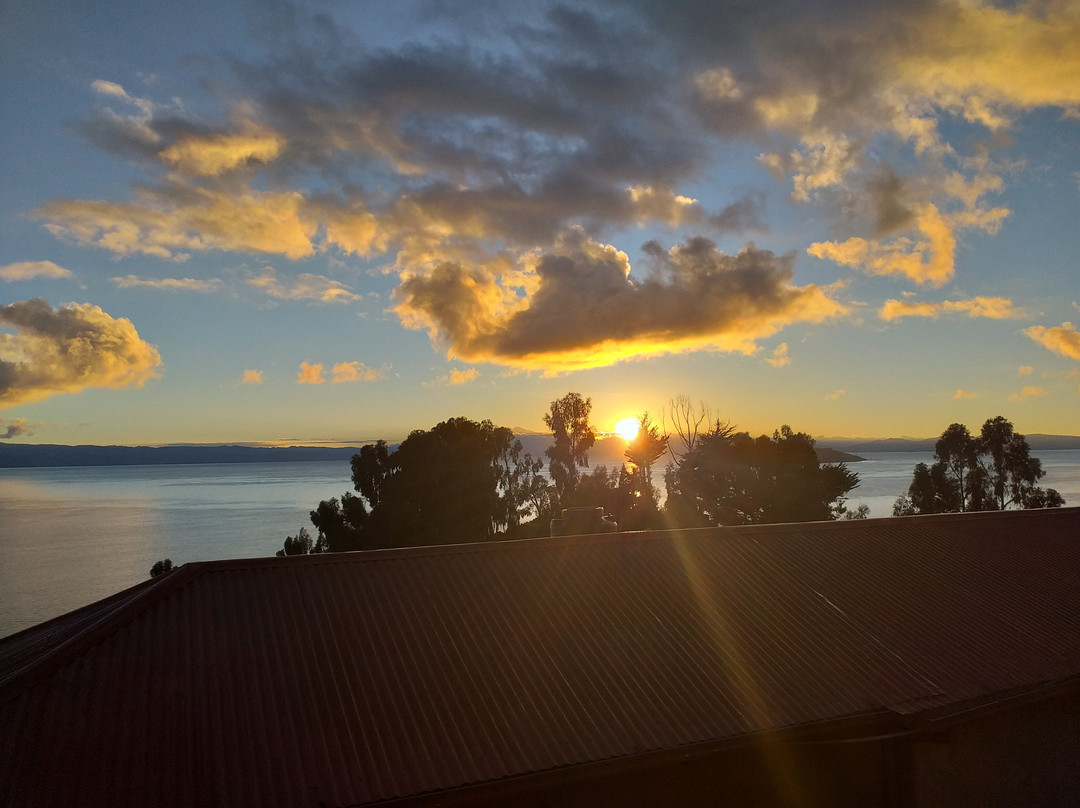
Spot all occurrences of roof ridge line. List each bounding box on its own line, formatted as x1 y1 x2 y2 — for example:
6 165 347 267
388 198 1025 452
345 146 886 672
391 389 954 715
0 562 208 701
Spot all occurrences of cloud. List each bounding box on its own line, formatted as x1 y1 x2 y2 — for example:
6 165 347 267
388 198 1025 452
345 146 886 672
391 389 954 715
953 389 978 400
28 2 1080 373
765 343 790 367
111 275 222 292
424 367 480 388
296 362 325 384
37 187 317 260
0 261 73 282
1 417 31 439
395 228 846 372
239 369 264 385
1018 365 1033 376
879 296 1022 322
1007 385 1049 402
1025 322 1080 362
332 361 390 383
247 268 361 303
0 298 162 408
159 130 285 177
825 389 845 401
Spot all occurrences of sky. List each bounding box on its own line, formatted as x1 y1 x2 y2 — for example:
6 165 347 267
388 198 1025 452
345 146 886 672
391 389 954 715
2 0 1079 446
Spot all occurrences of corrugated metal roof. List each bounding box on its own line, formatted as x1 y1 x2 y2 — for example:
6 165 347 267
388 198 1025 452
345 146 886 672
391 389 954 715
2 507 1079 806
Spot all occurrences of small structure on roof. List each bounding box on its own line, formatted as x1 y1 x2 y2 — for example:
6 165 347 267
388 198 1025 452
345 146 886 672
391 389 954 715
3 508 1080 807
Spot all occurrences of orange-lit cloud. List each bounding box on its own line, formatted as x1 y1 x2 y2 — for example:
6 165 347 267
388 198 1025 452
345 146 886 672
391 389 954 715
395 229 846 372
332 361 389 383
424 367 480 387
1025 322 1080 362
111 275 222 292
953 389 978 400
0 261 72 282
1018 366 1033 376
297 362 325 384
879 296 1021 321
239 369 264 385
1008 385 1049 402
28 1 1080 380
160 130 285 177
825 389 846 401
37 188 317 260
247 268 360 303
766 343 790 367
0 298 162 408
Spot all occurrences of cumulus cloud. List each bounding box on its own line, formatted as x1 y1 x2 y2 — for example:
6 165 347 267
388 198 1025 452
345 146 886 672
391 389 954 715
111 275 222 292
0 298 162 408
332 361 389 383
239 369 264 384
766 343 790 367
296 362 325 384
825 389 846 401
1007 385 1049 402
247 268 361 303
1018 365 1033 376
0 261 72 282
879 296 1021 322
1025 322 1080 362
395 228 846 372
26 1 1080 372
953 389 978 400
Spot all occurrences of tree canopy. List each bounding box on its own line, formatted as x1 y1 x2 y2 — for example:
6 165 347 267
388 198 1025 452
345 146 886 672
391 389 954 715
295 417 545 552
664 423 859 526
543 392 596 507
894 416 1063 515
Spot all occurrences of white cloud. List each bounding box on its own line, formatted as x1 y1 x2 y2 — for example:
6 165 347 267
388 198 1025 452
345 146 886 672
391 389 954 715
0 261 72 282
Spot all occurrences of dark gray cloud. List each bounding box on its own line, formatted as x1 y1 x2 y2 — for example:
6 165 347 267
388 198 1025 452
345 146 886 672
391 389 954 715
393 228 845 370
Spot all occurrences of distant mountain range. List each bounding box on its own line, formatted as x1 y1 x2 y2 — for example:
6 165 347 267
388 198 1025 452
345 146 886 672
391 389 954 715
814 434 1080 453
2 433 1077 468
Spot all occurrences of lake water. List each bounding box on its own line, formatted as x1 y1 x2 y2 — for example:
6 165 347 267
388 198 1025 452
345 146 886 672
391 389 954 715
2 451 1078 638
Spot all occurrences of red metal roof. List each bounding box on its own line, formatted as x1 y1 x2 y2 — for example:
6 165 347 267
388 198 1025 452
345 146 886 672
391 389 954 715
3 507 1079 806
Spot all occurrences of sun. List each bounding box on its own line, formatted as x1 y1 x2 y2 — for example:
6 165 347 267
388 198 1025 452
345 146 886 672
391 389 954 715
613 416 641 441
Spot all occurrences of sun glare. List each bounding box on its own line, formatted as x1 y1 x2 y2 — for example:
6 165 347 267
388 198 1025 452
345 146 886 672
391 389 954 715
613 416 640 441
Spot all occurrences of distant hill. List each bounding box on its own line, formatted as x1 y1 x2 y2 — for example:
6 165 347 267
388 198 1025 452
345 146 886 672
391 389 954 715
0 443 365 468
818 434 1080 454
4 431 1074 469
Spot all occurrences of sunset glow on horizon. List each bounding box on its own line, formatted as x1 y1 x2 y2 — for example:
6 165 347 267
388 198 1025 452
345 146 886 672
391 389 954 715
2 0 1078 446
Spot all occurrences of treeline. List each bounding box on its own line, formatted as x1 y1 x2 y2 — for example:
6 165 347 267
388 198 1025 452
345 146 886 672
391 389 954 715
893 416 1063 515
275 393 865 556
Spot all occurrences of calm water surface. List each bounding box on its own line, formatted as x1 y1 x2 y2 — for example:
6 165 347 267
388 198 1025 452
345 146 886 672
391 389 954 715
0 461 353 637
2 452 1078 638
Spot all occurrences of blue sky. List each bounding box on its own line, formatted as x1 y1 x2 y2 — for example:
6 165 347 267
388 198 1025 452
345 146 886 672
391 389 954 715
2 0 1079 445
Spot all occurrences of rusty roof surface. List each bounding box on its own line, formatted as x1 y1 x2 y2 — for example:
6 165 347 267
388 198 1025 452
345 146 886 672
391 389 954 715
3 507 1080 806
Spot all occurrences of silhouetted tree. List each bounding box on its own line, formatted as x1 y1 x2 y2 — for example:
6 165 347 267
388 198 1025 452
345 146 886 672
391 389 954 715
310 492 370 552
277 526 316 556
624 412 668 508
543 392 596 507
894 416 1063 514
367 417 527 547
304 417 542 551
149 559 175 577
665 423 859 526
351 441 393 509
